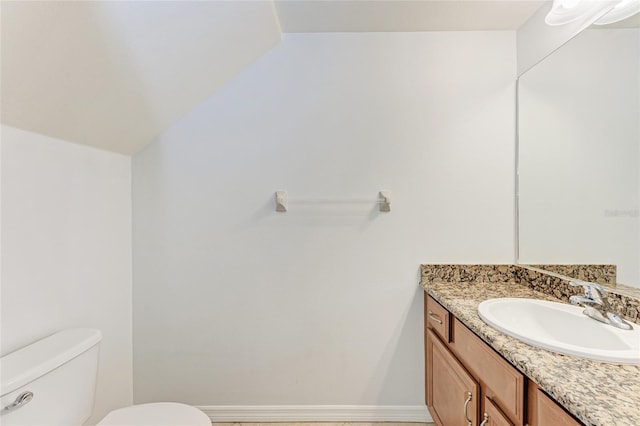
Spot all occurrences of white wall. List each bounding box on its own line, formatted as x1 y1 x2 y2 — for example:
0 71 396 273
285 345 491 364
518 29 640 287
133 32 516 415
1 125 133 424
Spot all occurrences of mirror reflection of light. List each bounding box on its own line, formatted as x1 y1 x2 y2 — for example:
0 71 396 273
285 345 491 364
545 0 640 25
594 0 640 24
562 0 584 9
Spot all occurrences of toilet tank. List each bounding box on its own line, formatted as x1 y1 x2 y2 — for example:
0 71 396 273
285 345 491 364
0 329 102 426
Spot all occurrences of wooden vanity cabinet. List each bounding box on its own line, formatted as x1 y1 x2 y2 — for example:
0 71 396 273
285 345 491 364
450 318 524 425
481 397 513 426
527 381 581 426
425 292 450 342
425 293 582 426
426 293 520 425
426 328 480 425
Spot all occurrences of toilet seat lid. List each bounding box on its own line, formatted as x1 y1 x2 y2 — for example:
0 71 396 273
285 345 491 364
98 402 210 426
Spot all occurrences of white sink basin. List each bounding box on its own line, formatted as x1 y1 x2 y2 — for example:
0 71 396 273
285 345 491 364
478 298 640 365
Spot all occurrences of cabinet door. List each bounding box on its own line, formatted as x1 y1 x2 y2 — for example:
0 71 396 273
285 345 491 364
480 397 513 426
427 328 480 426
451 319 524 425
527 381 581 426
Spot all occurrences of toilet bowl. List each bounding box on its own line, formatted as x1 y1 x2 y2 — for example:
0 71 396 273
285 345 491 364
98 402 210 426
0 329 210 426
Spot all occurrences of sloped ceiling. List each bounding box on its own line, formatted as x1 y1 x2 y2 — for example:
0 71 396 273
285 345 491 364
1 0 546 155
1 1 282 154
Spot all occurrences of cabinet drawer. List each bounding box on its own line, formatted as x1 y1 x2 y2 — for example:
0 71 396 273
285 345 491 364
527 381 581 426
481 397 513 426
451 319 524 426
425 294 450 342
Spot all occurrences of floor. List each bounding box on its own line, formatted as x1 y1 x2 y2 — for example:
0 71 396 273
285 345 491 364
213 423 435 426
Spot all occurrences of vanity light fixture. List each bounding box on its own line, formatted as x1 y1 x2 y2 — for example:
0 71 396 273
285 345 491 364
593 0 640 24
545 0 612 25
545 0 640 25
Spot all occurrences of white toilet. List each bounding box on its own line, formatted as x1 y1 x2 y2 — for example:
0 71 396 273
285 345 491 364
0 329 211 426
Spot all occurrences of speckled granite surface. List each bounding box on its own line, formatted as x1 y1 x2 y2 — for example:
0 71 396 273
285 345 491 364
421 264 640 324
420 264 519 284
516 266 640 324
527 264 617 285
420 279 640 426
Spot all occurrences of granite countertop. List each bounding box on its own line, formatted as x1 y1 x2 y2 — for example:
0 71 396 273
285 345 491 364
421 280 640 426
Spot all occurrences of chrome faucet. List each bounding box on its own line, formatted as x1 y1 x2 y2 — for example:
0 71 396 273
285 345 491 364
569 281 632 330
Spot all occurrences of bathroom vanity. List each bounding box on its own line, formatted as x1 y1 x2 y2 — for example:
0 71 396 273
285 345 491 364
426 294 578 426
421 265 640 426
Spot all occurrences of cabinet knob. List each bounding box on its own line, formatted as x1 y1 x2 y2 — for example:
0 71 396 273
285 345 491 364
480 412 489 426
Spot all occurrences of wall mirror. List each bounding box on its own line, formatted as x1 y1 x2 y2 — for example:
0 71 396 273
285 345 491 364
517 17 640 288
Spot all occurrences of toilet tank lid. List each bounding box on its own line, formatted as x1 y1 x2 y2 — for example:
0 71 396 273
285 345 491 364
1 328 102 396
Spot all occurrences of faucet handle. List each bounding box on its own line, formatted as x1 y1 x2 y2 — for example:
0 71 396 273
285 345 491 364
569 280 604 291
569 281 607 299
569 281 606 302
569 281 632 330
570 280 603 290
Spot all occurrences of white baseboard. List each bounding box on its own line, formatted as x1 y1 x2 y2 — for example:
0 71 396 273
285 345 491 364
196 405 432 423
